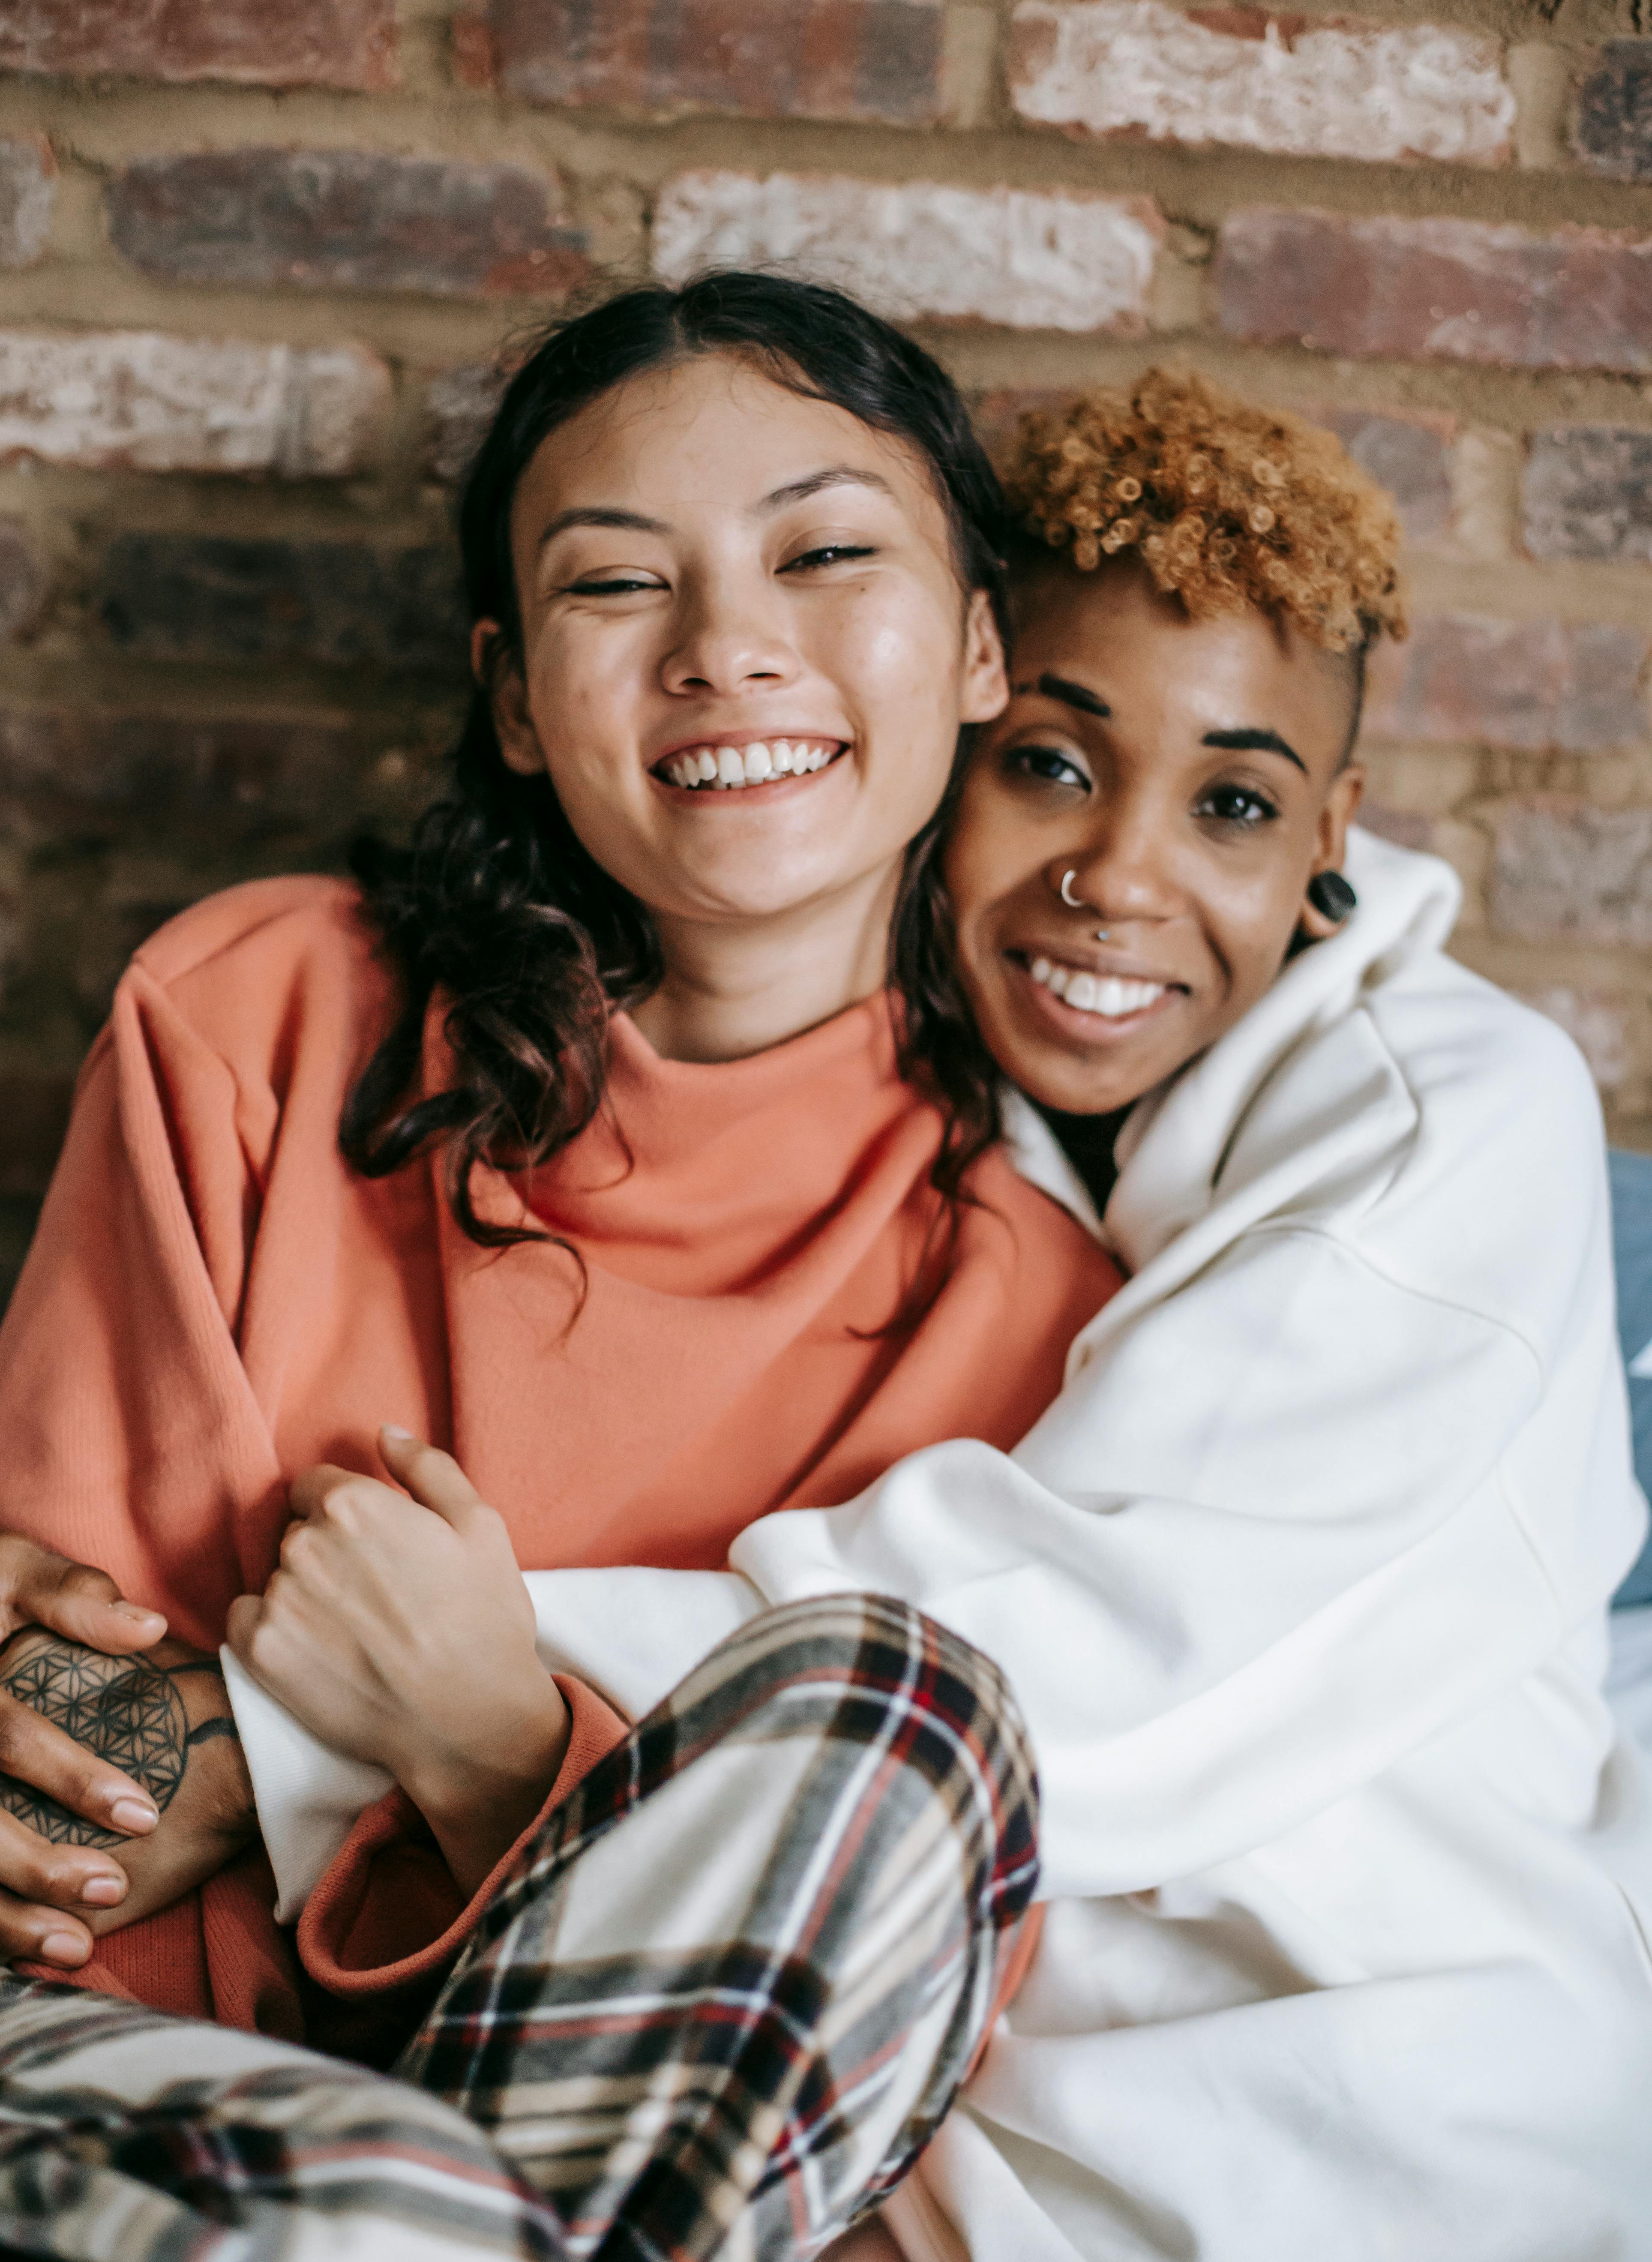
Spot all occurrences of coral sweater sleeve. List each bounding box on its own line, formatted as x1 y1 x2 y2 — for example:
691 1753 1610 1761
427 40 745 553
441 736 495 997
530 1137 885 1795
0 964 289 1641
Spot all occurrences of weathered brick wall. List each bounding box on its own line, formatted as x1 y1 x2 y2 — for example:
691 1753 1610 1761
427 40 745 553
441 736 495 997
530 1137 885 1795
0 0 1649 1290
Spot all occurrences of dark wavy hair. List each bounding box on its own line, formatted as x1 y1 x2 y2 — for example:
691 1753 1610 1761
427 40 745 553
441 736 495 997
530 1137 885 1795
340 271 1006 1256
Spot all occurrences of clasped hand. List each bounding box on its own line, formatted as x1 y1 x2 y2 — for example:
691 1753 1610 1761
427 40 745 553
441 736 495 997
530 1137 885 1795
227 1429 571 1897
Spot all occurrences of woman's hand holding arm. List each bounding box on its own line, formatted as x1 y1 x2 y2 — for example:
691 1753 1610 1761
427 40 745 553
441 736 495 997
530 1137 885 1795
227 1431 570 1899
0 1534 256 1965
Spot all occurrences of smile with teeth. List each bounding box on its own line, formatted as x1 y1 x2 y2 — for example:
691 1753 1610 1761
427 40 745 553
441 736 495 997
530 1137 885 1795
1028 956 1169 1020
660 739 843 791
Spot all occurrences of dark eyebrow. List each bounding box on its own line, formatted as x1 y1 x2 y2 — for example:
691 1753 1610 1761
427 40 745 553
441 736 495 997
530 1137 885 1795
537 468 891 554
1201 726 1307 776
758 465 895 511
1025 672 1111 718
538 505 667 551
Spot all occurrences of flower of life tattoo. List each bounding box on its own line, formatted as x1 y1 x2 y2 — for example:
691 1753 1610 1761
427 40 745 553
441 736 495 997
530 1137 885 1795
0 1635 190 1848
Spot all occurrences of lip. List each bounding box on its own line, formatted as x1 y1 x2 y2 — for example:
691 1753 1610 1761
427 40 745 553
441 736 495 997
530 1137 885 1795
1006 948 1186 1043
1009 942 1184 987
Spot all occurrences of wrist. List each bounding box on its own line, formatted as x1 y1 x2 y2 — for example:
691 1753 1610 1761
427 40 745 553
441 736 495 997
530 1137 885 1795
398 1674 572 1876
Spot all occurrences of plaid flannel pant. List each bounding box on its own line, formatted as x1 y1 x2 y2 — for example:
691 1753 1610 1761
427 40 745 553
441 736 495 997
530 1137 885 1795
0 1593 1038 2262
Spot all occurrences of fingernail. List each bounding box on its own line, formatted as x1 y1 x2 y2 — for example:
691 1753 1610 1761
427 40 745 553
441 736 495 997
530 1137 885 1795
79 1874 124 1906
109 1798 158 1834
110 1602 163 1623
382 1424 414 1442
39 1932 88 1966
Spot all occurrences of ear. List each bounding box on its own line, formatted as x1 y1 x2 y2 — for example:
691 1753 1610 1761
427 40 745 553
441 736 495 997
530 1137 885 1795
472 619 543 779
1298 764 1366 942
958 589 1010 725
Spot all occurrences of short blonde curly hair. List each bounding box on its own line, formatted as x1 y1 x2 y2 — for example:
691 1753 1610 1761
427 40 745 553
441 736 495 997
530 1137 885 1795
999 368 1408 654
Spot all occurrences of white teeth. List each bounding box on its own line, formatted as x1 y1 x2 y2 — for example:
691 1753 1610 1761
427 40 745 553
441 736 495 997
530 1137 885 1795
1028 959 1168 1020
662 739 839 790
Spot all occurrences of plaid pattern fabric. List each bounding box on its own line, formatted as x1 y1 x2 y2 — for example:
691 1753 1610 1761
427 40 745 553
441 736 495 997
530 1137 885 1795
0 1595 1037 2262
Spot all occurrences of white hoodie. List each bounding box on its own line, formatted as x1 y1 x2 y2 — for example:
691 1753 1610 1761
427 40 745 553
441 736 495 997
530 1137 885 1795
228 828 1652 2262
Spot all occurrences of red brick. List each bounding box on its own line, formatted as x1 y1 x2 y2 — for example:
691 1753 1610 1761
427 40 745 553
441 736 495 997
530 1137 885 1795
1522 426 1652 564
1364 614 1650 754
97 534 466 673
1313 408 1452 546
654 173 1163 332
1010 2 1512 167
1356 803 1433 853
107 150 588 302
0 706 367 850
486 0 943 123
0 0 396 90
0 138 53 270
0 331 390 476
1217 207 1652 375
426 362 509 484
0 519 42 643
1574 41 1652 183
1489 801 1652 946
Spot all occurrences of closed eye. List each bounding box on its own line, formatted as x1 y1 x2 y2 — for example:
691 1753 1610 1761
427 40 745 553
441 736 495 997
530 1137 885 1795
1196 782 1280 828
563 573 663 596
780 543 877 573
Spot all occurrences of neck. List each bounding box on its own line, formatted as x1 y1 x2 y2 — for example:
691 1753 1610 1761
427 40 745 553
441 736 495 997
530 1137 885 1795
631 864 903 1064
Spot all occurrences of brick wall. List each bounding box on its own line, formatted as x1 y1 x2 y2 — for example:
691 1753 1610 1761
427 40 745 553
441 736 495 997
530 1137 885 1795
0 0 1649 1289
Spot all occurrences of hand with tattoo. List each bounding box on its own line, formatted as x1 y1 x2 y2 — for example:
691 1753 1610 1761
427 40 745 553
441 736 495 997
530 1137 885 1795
0 1531 199 1967
0 1627 257 1945
228 1428 570 1899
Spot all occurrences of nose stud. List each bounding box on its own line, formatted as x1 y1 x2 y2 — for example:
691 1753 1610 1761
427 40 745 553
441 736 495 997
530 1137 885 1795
1058 868 1109 942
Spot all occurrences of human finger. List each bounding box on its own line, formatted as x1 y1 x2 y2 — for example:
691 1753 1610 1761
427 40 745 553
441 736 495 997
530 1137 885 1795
285 1463 372 1524
224 1594 263 1658
377 1427 487 1528
0 1880 96 1968
0 1796 137 1962
0 1681 159 1839
0 1536 165 1653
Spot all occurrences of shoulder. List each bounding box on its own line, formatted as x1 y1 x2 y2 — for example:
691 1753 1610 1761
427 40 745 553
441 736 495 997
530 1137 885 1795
1363 948 1602 1172
131 875 371 993
117 875 394 1102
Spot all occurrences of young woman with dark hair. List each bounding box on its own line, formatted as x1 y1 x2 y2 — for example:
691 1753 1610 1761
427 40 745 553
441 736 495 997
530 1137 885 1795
0 265 1116 2210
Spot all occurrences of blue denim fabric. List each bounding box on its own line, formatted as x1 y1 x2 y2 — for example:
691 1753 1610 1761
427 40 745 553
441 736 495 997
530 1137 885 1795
1610 1150 1652 1608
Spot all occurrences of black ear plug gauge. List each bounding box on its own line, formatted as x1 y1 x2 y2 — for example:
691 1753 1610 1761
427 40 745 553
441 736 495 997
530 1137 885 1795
1307 870 1356 923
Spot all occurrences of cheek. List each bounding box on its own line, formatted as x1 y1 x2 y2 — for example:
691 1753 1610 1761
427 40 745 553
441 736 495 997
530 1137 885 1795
1201 855 1307 1006
823 581 961 729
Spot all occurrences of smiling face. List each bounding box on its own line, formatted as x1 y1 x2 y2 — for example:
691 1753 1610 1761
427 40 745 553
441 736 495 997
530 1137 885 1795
944 558 1365 1118
484 351 1006 948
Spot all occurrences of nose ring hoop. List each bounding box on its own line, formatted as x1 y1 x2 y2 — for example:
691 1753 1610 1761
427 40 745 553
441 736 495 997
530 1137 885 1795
1058 868 1110 943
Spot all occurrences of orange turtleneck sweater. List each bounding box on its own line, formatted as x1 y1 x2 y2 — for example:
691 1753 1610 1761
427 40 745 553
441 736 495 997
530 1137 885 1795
0 876 1119 2050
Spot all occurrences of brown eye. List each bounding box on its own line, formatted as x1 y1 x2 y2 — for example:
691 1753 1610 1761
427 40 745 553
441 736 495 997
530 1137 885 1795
1007 743 1089 792
1197 783 1278 828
